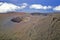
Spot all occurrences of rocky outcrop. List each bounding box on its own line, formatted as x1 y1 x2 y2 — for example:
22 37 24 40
11 17 23 23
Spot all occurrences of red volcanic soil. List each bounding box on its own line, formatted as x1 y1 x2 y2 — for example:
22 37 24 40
0 12 26 16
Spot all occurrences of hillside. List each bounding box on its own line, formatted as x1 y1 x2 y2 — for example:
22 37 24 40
0 12 60 40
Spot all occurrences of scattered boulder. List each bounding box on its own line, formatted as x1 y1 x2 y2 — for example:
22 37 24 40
11 17 23 23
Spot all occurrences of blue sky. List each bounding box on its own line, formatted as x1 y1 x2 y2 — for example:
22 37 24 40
0 0 60 13
0 0 60 6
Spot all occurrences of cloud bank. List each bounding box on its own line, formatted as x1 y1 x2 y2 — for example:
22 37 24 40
29 4 52 10
0 2 20 13
0 2 27 13
0 2 60 13
53 5 60 11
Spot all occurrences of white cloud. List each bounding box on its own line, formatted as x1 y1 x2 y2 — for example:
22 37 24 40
20 3 28 9
0 2 3 5
29 4 52 10
0 2 27 13
53 5 60 11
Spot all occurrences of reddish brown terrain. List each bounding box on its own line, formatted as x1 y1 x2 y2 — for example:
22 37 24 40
0 12 60 40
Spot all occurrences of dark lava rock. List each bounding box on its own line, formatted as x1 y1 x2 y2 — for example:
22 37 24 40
31 13 48 16
11 17 23 23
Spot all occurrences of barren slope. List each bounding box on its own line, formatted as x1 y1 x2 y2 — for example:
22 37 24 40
0 13 60 40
